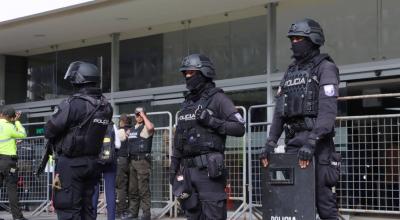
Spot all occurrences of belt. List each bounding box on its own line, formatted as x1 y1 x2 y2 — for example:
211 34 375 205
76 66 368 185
129 153 150 161
0 154 17 160
182 154 208 168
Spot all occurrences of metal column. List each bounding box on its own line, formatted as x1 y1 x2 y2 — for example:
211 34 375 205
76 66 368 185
111 33 120 113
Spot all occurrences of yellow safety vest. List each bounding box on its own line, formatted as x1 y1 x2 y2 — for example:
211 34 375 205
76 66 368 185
0 119 27 156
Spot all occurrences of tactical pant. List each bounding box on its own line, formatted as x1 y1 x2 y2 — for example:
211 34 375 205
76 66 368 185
53 156 100 220
286 130 339 220
128 158 151 218
184 167 227 220
0 156 23 220
116 156 129 216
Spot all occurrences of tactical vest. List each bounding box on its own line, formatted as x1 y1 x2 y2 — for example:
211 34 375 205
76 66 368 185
276 54 332 119
127 124 153 155
58 94 112 157
175 88 225 157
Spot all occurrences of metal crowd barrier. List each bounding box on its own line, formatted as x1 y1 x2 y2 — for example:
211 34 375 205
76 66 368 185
247 104 275 220
225 106 247 220
335 114 400 214
3 105 399 218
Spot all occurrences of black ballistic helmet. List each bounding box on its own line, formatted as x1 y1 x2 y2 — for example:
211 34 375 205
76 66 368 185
287 18 325 46
64 61 100 85
179 54 216 79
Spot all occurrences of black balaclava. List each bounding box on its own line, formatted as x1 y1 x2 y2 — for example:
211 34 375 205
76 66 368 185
185 71 209 94
291 38 319 61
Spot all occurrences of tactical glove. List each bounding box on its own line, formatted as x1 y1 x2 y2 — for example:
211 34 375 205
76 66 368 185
259 140 277 160
195 107 214 127
298 139 316 161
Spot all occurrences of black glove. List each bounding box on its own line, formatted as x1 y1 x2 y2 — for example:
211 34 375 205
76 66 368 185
195 107 214 127
298 139 316 161
259 140 277 160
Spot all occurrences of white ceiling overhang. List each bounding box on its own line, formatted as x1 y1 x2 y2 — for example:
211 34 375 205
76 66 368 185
0 0 274 56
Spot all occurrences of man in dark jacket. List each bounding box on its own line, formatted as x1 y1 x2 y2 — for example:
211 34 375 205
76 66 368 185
171 54 245 219
45 61 113 220
260 18 341 220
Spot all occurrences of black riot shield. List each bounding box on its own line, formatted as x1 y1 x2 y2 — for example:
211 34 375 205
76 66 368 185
261 153 316 220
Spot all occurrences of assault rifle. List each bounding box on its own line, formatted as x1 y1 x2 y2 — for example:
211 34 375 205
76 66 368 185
35 140 53 176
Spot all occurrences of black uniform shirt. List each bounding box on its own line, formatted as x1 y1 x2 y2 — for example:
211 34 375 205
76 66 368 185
173 83 245 159
268 54 339 143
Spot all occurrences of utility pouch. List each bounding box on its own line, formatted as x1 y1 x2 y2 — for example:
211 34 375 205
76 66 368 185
98 137 115 165
207 152 225 179
319 152 341 187
172 169 198 211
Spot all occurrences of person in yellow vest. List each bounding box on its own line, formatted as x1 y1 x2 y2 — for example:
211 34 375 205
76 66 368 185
0 106 27 220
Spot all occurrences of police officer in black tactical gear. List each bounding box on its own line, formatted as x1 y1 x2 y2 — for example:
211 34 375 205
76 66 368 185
44 61 113 220
171 54 245 220
259 18 341 220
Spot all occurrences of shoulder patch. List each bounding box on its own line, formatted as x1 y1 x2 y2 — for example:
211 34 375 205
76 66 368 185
324 84 335 96
234 113 245 123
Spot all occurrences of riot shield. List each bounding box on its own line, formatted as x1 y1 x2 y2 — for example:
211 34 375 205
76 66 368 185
261 153 316 220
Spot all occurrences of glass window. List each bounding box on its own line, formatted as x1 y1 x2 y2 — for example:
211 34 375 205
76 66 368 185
344 77 400 115
276 0 378 72
120 15 267 89
27 43 111 101
5 56 28 104
119 35 163 91
382 0 400 59
187 16 267 79
27 52 57 101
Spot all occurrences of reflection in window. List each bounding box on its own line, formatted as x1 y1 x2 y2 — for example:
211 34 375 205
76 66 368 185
276 0 378 71
120 15 267 90
26 43 111 101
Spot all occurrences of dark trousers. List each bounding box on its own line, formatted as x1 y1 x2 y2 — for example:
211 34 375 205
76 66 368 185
0 157 23 219
128 158 151 218
92 162 117 220
53 156 100 220
185 167 227 220
286 130 338 220
116 157 129 215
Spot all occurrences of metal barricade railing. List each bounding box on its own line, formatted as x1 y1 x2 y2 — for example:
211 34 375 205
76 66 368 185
335 114 400 214
247 104 275 220
225 106 247 220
